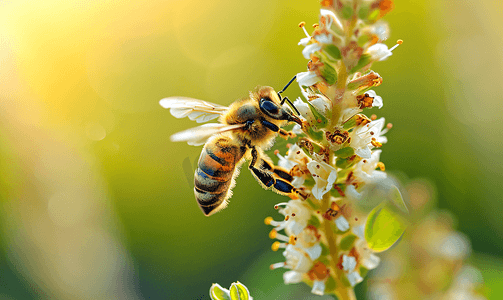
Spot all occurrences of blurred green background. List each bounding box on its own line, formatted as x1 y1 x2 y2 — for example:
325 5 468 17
0 0 502 299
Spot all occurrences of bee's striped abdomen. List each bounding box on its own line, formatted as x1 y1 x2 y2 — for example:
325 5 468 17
194 136 245 216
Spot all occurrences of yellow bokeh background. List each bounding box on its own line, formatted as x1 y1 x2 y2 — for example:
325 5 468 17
0 0 502 299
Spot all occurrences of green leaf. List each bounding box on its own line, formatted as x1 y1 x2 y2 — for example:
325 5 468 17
358 6 370 20
210 283 231 300
324 45 342 60
349 54 371 74
339 234 357 250
359 266 369 278
325 276 337 292
306 101 328 128
308 215 321 228
319 62 337 85
229 282 250 300
334 147 354 158
387 185 409 214
364 198 409 252
368 9 380 21
341 6 353 19
320 242 329 256
307 126 324 141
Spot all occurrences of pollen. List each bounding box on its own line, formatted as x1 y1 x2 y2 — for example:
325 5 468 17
397 39 403 45
298 21 306 28
320 0 333 7
274 149 280 155
377 162 385 171
371 139 383 148
285 215 290 221
387 123 393 129
271 241 281 251
269 229 277 239
312 23 319 29
371 114 377 120
292 213 296 217
289 235 297 245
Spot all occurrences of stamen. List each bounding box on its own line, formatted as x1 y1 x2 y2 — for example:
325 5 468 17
274 149 280 155
377 162 385 171
264 216 273 225
288 235 297 245
271 241 287 251
270 262 286 270
313 23 319 29
389 39 403 52
274 232 292 243
285 215 290 221
299 21 311 38
371 114 377 120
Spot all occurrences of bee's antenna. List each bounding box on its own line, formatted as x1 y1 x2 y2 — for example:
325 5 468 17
277 75 300 116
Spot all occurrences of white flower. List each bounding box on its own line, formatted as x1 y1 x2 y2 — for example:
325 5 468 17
366 43 393 61
293 98 313 122
314 33 332 44
366 90 383 108
283 270 304 284
311 280 326 296
320 9 343 31
342 255 357 272
277 200 312 236
307 161 337 200
350 118 387 159
345 185 362 201
283 244 314 273
347 271 363 286
369 21 390 41
335 215 350 231
297 71 322 87
353 150 387 183
355 239 381 270
303 244 322 261
302 43 322 59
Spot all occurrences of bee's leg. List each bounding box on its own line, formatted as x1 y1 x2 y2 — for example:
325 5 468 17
261 120 296 139
249 147 300 197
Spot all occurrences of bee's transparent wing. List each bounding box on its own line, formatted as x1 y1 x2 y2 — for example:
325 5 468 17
170 123 245 146
159 97 229 123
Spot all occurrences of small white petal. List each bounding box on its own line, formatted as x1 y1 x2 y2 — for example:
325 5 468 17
367 43 392 61
355 147 372 159
372 95 383 108
283 270 304 284
298 36 311 46
342 255 357 272
307 161 337 200
311 280 326 296
347 271 363 286
352 224 365 239
304 244 322 261
362 254 381 270
320 8 343 31
309 97 329 115
302 43 322 59
314 33 332 44
286 220 305 236
345 185 362 201
297 71 322 87
335 216 350 232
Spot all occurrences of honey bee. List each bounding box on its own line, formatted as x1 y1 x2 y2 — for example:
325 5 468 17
160 79 304 216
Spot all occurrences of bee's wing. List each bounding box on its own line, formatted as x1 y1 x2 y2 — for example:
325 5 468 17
170 123 245 146
159 97 229 123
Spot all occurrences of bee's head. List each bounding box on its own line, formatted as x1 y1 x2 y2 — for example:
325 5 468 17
256 87 302 125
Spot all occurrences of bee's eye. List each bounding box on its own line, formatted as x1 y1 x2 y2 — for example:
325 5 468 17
260 98 279 115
